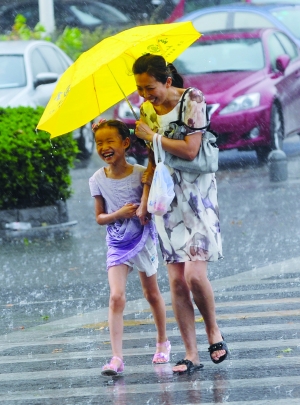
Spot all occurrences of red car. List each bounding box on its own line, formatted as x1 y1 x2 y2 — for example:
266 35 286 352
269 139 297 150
114 28 300 163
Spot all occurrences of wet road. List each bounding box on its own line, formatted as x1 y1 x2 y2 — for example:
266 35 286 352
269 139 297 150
1 137 300 404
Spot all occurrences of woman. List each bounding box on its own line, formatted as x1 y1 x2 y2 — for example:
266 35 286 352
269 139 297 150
133 53 228 373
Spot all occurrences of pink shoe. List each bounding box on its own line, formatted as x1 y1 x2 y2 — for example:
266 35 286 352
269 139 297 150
101 356 124 376
152 340 171 364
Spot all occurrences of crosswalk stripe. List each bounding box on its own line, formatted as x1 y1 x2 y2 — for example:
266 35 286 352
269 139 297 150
0 376 299 401
1 257 300 404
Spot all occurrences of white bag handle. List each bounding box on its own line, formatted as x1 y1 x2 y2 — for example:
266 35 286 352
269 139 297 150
153 133 165 165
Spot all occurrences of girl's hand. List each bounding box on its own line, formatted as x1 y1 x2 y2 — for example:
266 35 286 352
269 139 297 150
135 120 155 142
136 202 151 225
118 203 138 219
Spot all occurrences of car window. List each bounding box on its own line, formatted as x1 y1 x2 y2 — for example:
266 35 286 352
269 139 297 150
60 2 130 26
30 48 50 78
233 12 274 29
37 46 66 74
174 38 264 74
1 4 40 30
183 0 237 14
275 32 298 60
0 55 26 88
268 33 286 69
271 8 300 39
192 12 229 33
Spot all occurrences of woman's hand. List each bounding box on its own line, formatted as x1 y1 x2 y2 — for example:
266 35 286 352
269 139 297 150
135 120 155 142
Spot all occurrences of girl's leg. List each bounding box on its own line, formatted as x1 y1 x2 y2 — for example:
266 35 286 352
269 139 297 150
105 264 129 370
184 260 226 362
138 271 169 358
167 262 200 372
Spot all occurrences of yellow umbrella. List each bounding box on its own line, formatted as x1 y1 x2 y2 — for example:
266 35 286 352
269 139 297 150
37 21 201 138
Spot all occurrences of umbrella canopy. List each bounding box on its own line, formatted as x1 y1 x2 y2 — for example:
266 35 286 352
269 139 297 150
37 22 201 138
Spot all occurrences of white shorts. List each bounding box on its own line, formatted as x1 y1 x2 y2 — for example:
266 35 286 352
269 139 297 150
124 234 158 277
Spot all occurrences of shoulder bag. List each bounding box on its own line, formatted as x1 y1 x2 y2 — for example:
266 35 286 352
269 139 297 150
163 88 219 174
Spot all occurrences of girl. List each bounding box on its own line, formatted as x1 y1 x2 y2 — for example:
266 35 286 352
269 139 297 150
89 119 170 376
133 54 229 373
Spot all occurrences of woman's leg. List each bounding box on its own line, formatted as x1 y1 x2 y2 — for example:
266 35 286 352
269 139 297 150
138 271 169 357
185 260 226 362
105 264 129 369
167 262 200 371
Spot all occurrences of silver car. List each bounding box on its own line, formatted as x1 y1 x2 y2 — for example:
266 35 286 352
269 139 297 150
0 40 94 159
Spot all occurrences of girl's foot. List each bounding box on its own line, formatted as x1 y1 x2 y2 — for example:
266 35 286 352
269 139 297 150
101 356 124 376
152 340 171 364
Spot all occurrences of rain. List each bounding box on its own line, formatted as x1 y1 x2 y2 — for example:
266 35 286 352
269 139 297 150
1 0 300 404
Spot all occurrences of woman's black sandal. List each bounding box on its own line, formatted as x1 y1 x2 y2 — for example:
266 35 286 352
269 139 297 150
173 359 204 374
208 336 229 364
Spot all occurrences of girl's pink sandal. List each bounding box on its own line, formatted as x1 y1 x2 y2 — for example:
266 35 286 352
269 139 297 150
101 356 124 376
152 340 171 364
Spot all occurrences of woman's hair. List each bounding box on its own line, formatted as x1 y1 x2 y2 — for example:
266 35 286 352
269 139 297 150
132 53 184 88
92 119 130 150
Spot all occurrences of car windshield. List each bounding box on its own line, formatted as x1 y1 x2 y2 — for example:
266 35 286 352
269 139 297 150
174 38 264 74
0 55 26 88
69 3 130 25
271 8 300 39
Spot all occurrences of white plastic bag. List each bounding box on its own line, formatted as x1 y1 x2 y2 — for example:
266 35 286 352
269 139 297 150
147 134 175 216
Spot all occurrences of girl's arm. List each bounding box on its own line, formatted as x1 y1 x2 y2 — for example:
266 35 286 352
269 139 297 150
136 183 151 225
94 195 138 225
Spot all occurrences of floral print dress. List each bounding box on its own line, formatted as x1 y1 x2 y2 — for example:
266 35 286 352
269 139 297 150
141 87 223 263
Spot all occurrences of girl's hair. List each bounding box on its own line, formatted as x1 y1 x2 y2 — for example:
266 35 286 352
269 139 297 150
92 119 130 150
132 53 184 88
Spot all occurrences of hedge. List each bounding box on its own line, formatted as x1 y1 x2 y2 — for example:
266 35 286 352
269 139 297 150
0 106 78 209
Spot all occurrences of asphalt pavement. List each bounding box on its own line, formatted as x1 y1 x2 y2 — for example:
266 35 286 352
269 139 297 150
1 136 300 404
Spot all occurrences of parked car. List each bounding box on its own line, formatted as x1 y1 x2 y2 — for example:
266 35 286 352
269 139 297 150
0 0 132 34
114 28 300 163
0 40 94 159
166 0 245 22
176 3 300 47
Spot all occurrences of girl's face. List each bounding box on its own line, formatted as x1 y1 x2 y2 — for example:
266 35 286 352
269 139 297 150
94 126 129 165
134 72 172 106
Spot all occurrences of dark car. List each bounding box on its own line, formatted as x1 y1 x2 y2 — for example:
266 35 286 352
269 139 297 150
0 40 94 159
0 0 132 33
114 28 300 163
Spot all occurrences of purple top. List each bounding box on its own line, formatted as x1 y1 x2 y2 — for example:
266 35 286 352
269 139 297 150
89 164 156 269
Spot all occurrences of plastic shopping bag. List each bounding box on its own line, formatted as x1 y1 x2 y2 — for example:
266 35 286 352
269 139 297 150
147 134 175 216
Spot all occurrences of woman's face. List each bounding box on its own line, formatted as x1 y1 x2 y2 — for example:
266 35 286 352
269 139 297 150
134 72 171 106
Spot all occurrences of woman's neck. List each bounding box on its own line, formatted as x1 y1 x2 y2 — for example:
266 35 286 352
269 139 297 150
155 87 185 115
104 161 133 179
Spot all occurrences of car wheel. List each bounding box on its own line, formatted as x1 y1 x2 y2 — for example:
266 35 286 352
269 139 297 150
255 103 284 164
75 123 94 160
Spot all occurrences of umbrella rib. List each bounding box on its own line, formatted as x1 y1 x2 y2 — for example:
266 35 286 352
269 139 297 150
92 74 101 115
107 64 138 120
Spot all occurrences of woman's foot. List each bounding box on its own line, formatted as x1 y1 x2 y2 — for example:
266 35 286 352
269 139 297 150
101 356 124 376
207 330 228 363
152 340 171 364
172 358 203 373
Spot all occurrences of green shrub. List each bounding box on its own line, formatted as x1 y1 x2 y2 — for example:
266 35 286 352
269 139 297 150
0 107 78 210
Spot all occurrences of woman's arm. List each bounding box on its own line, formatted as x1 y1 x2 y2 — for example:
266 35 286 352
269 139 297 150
94 195 138 225
135 120 203 161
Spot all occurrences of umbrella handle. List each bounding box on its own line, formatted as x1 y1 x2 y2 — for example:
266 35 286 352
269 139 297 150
124 95 139 120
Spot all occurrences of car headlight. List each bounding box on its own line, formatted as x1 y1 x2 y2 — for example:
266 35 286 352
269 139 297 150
219 93 260 115
117 101 140 119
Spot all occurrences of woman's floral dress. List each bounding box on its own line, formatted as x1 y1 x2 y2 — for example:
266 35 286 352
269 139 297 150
141 87 223 263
